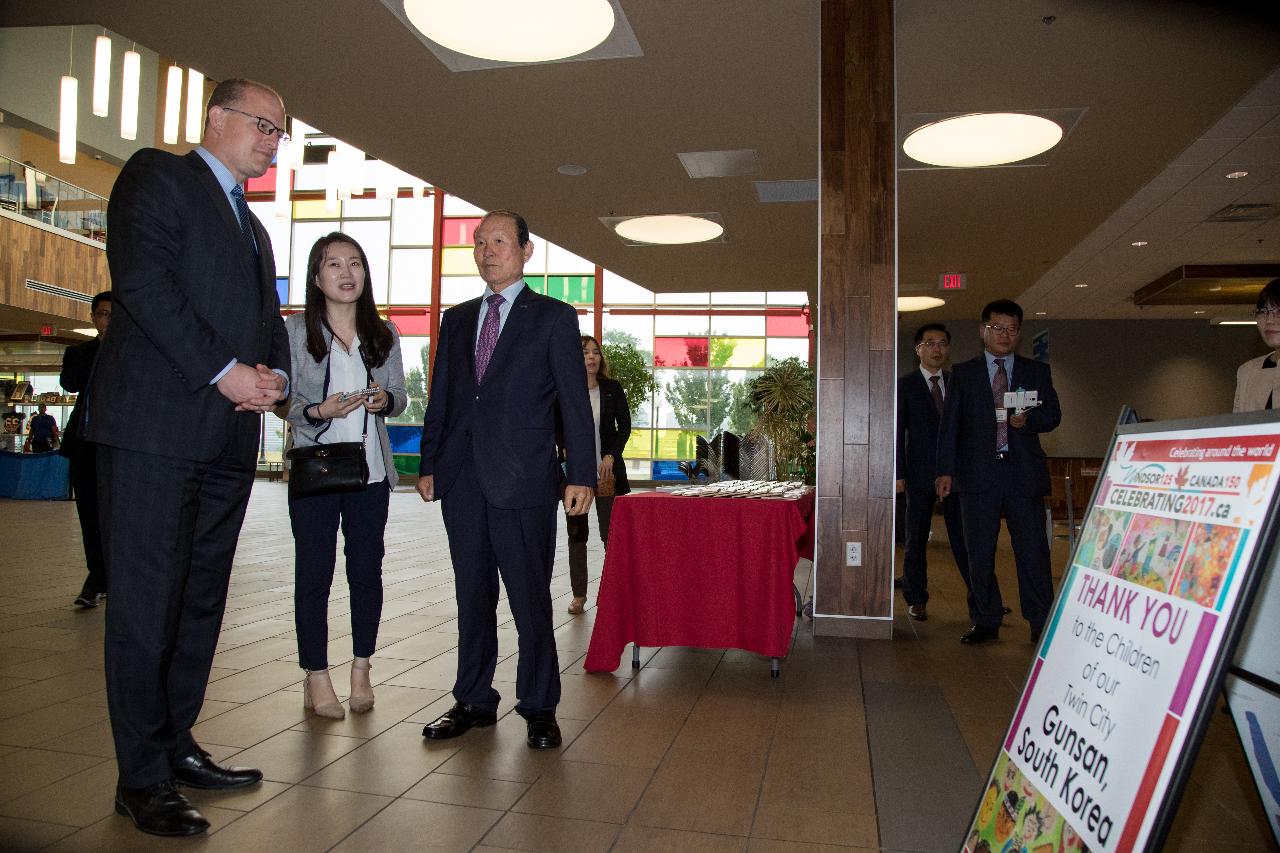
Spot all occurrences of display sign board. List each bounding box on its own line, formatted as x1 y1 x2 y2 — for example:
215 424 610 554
964 415 1280 853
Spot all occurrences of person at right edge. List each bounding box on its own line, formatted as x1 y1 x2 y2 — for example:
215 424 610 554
417 210 596 750
935 299 1061 646
1233 277 1280 412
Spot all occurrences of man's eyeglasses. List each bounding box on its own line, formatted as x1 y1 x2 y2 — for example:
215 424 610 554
1256 308 1280 320
984 323 1020 336
917 340 949 349
221 107 290 145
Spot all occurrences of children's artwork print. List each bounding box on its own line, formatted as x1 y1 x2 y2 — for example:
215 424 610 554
964 750 1079 853
1074 508 1131 574
1172 522 1242 608
1111 515 1193 593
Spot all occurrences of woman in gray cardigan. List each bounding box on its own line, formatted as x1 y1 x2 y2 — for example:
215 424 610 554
285 233 406 718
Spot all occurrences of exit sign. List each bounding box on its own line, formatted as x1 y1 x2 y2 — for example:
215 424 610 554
939 273 966 291
40 325 53 336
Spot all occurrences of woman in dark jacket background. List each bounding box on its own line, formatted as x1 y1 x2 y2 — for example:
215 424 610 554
566 335 631 614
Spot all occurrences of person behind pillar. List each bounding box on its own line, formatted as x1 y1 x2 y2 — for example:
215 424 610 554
417 210 596 751
935 299 1061 646
84 78 290 836
1233 277 1280 412
895 322 971 621
61 290 112 608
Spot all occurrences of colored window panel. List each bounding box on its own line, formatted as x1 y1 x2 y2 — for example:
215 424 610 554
711 338 766 368
387 425 423 453
441 246 477 275
654 337 710 367
389 249 433 304
441 217 481 246
392 454 420 476
654 429 699 459
293 199 336 219
654 314 709 336
710 314 764 336
766 338 809 365
342 198 391 219
766 313 809 336
390 312 430 335
624 428 652 459
245 166 275 194
524 275 545 294
275 277 288 306
392 196 435 246
651 460 690 480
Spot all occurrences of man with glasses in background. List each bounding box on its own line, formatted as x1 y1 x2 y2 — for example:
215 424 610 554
935 300 1061 646
85 78 290 836
896 323 972 622
1233 277 1280 412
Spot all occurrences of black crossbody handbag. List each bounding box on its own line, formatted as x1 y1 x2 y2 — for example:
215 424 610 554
286 348 372 501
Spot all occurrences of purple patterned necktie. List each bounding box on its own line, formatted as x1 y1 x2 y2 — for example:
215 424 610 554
929 374 944 415
474 293 505 381
992 358 1008 451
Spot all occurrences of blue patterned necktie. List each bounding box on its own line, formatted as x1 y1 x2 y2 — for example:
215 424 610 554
474 293 505 381
230 185 258 255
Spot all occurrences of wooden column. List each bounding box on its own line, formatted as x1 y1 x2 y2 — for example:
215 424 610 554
813 0 896 638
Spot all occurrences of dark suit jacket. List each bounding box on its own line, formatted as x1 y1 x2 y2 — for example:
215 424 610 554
895 369 949 495
84 149 288 463
58 337 99 458
936 353 1061 496
420 285 596 508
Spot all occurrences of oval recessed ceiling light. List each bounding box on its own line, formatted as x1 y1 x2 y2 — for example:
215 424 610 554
1074 283 1088 288
614 215 723 245
1034 311 1047 315
1131 240 1148 247
1193 310 1205 315
557 164 587 176
403 0 615 63
1226 170 1249 180
897 296 945 312
902 112 1063 168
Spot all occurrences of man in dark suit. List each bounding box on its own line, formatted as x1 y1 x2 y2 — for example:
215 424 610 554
417 210 595 750
895 323 970 622
936 299 1061 645
60 290 111 608
85 78 290 836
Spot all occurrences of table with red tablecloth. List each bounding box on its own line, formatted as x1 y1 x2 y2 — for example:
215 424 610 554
583 489 815 672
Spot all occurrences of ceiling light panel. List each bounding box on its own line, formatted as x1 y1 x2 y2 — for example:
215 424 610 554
383 0 641 71
898 107 1086 170
897 296 945 312
678 149 759 179
601 213 726 245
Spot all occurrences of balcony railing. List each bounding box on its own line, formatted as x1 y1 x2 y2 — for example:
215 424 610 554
0 154 107 244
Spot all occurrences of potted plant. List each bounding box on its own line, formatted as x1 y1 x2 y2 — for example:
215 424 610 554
747 357 815 484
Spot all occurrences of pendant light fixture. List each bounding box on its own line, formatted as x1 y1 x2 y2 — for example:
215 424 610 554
120 46 140 140
185 68 204 143
92 32 111 117
274 118 294 219
325 150 340 213
163 65 182 145
59 31 78 164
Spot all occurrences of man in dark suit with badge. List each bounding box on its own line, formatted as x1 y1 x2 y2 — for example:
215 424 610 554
895 323 970 622
935 300 1061 646
417 210 595 750
85 78 290 836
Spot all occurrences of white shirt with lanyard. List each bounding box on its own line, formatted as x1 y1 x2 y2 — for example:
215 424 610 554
327 334 385 485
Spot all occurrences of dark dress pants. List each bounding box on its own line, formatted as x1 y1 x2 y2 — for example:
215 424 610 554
901 489 970 606
99 440 254 788
70 442 106 594
565 495 614 598
958 462 1054 635
290 478 391 671
440 456 560 716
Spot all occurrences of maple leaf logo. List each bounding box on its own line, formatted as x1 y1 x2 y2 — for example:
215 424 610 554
1173 466 1190 489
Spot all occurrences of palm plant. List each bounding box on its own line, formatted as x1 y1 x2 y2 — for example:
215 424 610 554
747 358 815 483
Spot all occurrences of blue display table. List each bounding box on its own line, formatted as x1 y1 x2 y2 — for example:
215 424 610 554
0 450 70 499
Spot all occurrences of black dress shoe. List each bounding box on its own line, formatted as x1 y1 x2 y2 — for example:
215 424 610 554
115 781 209 837
960 625 999 645
74 589 103 608
907 603 927 621
172 749 262 790
525 712 562 749
422 702 497 740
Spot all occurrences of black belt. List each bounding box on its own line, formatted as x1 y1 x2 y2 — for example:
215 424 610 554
995 451 1010 460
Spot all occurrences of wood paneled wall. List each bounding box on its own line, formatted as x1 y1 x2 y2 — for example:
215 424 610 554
814 0 896 638
0 214 110 326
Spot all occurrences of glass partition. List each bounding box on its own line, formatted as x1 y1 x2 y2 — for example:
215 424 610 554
0 154 108 243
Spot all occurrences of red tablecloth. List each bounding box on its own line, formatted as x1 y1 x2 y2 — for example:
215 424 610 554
583 490 815 672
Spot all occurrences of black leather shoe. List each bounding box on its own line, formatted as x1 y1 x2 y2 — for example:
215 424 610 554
172 749 262 790
525 712 562 749
960 625 999 645
74 589 102 608
907 603 927 621
115 781 209 837
422 702 497 740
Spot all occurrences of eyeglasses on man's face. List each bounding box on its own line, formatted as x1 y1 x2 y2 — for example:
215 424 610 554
984 323 1020 336
221 106 290 145
1256 308 1280 320
917 339 949 349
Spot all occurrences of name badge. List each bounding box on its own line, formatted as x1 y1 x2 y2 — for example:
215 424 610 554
995 408 1007 423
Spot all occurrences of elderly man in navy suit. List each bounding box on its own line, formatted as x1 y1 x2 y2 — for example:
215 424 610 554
895 323 971 622
418 210 596 750
936 300 1061 646
87 78 290 835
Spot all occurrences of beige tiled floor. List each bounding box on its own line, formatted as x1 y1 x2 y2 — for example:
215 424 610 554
0 484 1272 851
